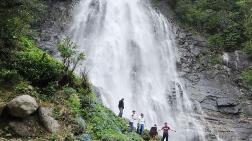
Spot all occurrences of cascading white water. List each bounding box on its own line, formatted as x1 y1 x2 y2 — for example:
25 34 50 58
69 0 206 140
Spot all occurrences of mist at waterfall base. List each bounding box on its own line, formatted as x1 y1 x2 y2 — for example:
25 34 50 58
69 0 206 140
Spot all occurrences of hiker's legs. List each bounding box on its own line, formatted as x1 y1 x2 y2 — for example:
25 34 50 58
129 122 133 132
137 123 140 134
140 124 144 135
118 108 123 117
162 133 168 141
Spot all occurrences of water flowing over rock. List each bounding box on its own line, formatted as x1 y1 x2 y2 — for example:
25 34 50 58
69 0 206 140
7 95 38 118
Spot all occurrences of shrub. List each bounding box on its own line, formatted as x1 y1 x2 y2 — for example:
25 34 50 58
0 0 46 56
174 0 246 50
57 37 85 74
13 37 63 86
0 69 22 85
68 93 81 115
244 40 252 55
242 68 252 86
57 37 85 86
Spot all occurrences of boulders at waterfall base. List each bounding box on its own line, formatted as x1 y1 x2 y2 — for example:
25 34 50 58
0 95 60 137
7 95 38 118
38 107 60 133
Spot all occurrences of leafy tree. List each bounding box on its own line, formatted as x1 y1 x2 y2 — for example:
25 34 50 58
57 37 85 86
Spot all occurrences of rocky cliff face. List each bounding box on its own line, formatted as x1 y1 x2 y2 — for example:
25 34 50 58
36 0 75 55
176 30 252 141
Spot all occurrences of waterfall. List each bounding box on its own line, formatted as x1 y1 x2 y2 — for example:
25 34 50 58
69 0 206 140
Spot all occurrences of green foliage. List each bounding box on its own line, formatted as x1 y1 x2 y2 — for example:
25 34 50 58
242 68 252 85
141 130 151 141
209 53 221 65
68 93 81 114
0 69 22 84
244 40 252 55
0 0 46 56
64 87 77 95
174 0 246 50
57 37 85 74
80 93 143 141
12 37 63 86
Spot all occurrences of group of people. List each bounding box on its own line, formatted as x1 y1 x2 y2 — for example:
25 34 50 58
118 98 176 141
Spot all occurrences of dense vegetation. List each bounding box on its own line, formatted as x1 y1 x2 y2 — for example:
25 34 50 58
174 0 252 52
0 0 143 140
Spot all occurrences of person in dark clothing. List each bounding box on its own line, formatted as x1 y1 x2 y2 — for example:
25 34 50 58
160 122 176 141
149 124 158 140
118 98 124 117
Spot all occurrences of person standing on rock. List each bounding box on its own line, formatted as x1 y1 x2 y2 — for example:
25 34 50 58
118 98 124 117
160 122 176 141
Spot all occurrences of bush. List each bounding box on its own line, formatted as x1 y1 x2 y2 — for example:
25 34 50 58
0 0 46 57
242 68 252 86
12 37 63 86
244 40 252 55
68 93 81 115
0 69 22 84
174 0 246 50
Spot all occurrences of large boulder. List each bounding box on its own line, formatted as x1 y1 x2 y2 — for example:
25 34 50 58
7 95 38 118
38 107 60 133
8 116 42 137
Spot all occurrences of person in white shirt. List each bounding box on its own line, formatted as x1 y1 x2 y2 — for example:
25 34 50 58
129 110 138 132
138 113 145 135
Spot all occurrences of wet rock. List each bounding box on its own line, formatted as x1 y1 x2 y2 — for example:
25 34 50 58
216 97 238 107
38 107 60 133
243 100 252 116
224 50 250 70
7 95 38 118
218 106 240 114
191 35 207 47
200 96 218 111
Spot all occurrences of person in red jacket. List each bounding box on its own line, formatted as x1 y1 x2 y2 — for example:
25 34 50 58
160 122 176 141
